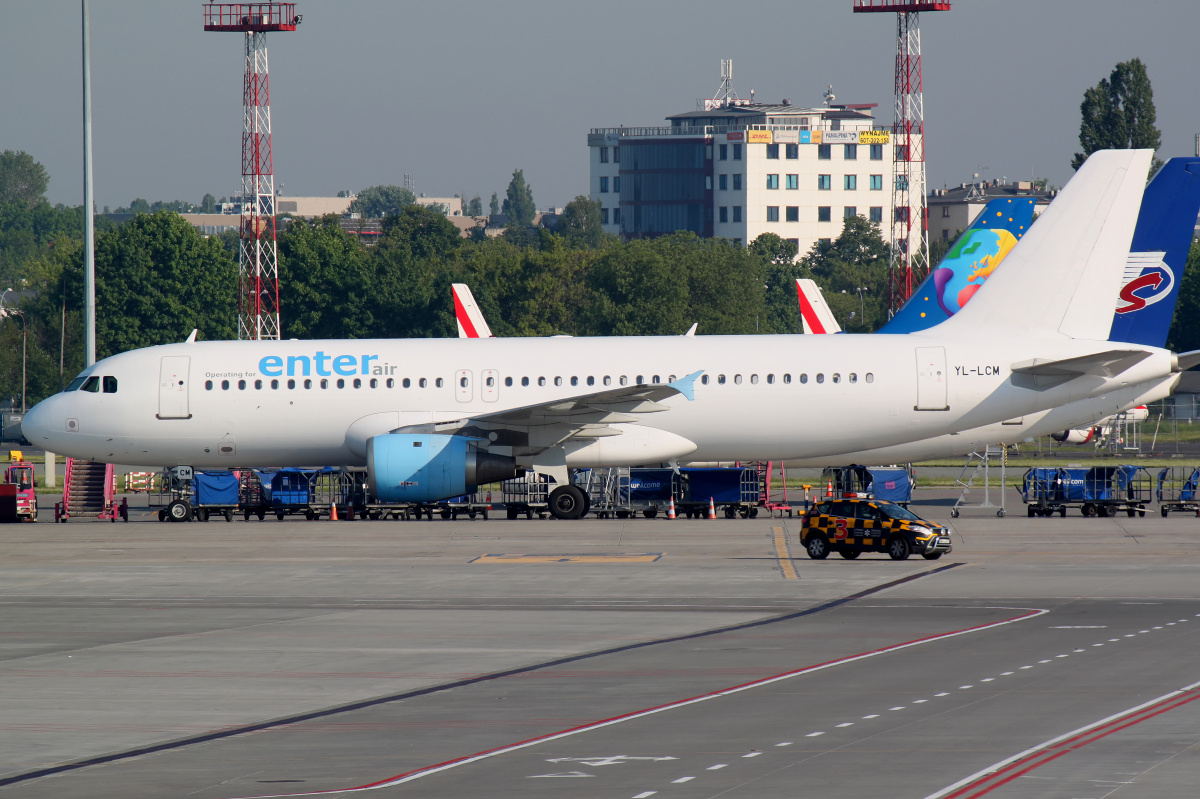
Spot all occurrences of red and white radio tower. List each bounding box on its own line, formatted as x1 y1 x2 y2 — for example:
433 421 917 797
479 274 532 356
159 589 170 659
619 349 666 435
853 0 949 313
204 4 301 340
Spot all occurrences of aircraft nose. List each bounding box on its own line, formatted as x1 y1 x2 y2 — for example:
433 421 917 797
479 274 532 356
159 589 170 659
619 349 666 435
21 397 54 447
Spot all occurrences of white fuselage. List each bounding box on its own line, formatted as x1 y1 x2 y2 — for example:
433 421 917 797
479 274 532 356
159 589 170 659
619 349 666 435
22 332 1177 470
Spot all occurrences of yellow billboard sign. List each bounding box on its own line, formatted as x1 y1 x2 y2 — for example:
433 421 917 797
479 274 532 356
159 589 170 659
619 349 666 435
746 130 773 144
858 130 891 145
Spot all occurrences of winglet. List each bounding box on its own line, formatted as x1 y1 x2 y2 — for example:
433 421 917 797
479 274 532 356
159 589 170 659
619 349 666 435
185 329 198 343
669 370 704 401
684 323 698 337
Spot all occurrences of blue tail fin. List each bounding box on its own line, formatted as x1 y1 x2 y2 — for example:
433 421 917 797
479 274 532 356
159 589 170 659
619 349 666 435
879 197 1036 334
1106 158 1200 348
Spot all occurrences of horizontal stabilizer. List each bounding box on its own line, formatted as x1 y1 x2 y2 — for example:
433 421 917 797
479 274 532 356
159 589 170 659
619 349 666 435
1175 350 1200 372
1012 349 1151 379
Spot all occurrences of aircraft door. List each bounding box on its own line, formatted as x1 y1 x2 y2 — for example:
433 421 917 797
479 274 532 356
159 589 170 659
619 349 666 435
914 347 948 411
158 356 191 419
455 369 473 403
482 369 499 402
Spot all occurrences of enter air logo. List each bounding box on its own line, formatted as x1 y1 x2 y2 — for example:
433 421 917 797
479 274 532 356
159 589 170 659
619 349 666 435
1115 252 1172 314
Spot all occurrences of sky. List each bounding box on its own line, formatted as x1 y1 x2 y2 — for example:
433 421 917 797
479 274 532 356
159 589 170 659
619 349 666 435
2 0 1198 211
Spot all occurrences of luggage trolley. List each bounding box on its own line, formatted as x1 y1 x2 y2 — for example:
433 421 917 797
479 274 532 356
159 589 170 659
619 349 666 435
1156 467 1200 517
1021 468 1067 517
501 472 551 519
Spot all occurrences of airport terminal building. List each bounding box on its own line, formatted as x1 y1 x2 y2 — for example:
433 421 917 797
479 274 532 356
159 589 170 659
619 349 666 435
589 99 914 255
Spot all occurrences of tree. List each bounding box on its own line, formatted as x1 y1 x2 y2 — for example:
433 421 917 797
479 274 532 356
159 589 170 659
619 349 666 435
1167 239 1200 353
200 193 217 214
129 198 150 215
556 195 610 249
348 185 416 218
1072 58 1162 171
465 195 483 216
501 169 535 228
0 150 49 208
278 216 373 340
750 233 798 265
489 193 499 216
798 216 890 331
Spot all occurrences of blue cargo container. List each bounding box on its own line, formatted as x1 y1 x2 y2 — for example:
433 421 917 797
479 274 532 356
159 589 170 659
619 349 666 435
677 467 760 518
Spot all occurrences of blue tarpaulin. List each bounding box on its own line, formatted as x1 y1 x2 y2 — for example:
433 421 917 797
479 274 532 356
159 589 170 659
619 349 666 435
194 471 239 506
271 469 315 507
867 469 912 503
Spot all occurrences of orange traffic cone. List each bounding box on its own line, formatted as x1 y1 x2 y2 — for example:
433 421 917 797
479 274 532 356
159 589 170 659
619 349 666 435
667 497 676 520
825 480 834 498
330 503 338 521
707 497 717 520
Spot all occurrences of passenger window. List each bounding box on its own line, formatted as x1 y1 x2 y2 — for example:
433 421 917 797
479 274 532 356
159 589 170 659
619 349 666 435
370 378 378 388
766 374 774 384
866 373 874 383
487 376 494 387
386 378 394 388
750 374 758 384
783 374 791 384
554 377 562 386
603 376 611 386
734 374 742 385
800 374 808 384
620 376 628 386
816 373 825 384
855 504 880 521
718 374 726 384
571 376 579 386
304 379 312 389
832 373 841 384
636 375 644 384
81 376 100 392
849 373 858 383
286 379 295 389
103 376 118 393
271 379 279 389
701 375 710 385
460 377 468 387
403 378 411 388
831 501 855 517
539 376 547 387
205 380 213 391
652 375 661 384
336 379 345 389
587 376 595 386
353 378 361 389
419 378 427 388
238 379 246 390
521 377 529 387
222 380 230 390
321 379 329 389
668 374 676 382
436 378 444 388
255 379 263 389
504 377 512 387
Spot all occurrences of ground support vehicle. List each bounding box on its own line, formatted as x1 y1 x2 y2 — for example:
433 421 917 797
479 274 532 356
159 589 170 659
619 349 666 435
267 468 319 520
239 470 272 520
190 471 239 521
3 453 37 522
149 466 199 522
1022 466 1150 517
583 468 675 519
438 489 492 520
501 472 551 519
675 467 760 518
800 496 953 561
1156 467 1200 517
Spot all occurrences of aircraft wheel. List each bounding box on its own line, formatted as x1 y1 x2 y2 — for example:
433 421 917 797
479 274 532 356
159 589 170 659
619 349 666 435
548 485 586 520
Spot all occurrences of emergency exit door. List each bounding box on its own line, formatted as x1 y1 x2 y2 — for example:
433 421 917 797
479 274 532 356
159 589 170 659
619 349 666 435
914 347 948 411
455 369 473 403
157 356 191 419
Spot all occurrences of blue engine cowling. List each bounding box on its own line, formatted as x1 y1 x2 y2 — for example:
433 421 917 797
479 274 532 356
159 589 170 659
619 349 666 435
367 433 517 503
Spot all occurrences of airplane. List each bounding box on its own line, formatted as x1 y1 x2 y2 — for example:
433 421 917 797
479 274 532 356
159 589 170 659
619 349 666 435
21 150 1189 519
453 284 492 338
796 279 841 335
1051 405 1149 445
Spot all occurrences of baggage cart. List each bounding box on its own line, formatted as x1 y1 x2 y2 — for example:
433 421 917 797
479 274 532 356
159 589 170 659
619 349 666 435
1023 466 1150 517
1156 467 1200 517
191 471 239 522
675 467 760 518
1021 467 1067 517
501 472 551 519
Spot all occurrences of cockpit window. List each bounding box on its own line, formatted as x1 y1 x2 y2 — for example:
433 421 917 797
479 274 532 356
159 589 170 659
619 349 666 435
65 376 87 392
81 376 100 393
103 376 118 393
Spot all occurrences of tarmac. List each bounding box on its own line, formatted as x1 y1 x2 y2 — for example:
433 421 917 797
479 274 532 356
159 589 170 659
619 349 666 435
2 489 1199 798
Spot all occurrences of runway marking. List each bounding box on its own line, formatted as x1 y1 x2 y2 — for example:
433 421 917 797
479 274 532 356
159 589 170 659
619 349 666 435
836 722 854 727
633 792 657 798
774 742 792 747
672 776 694 783
935 692 950 696
923 678 1200 799
742 751 762 758
914 699 928 703
772 527 798 580
471 553 662 564
806 731 825 737
706 765 727 770
863 714 879 718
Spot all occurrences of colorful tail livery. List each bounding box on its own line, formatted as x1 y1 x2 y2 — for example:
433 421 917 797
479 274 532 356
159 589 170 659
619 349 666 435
452 283 493 339
796 279 841 334
879 197 1036 333
1107 158 1200 347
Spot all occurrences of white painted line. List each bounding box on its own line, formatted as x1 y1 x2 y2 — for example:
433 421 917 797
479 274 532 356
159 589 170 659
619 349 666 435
862 714 879 718
707 764 727 770
1140 630 1150 633
913 699 928 703
742 752 762 758
774 742 792 747
1056 655 1069 658
1039 660 1052 663
891 706 906 710
935 692 950 696
1073 649 1086 652
806 732 825 737
1167 623 1176 626
981 678 994 682
1020 666 1033 669
1153 626 1163 630
1109 639 1120 642
672 777 695 783
1001 671 1014 675
1093 644 1104 647
634 792 657 798
958 686 973 690
1125 634 1136 638
837 722 854 727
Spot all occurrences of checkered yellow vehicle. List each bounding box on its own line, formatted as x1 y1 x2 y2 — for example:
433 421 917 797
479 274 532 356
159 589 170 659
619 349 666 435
800 497 952 561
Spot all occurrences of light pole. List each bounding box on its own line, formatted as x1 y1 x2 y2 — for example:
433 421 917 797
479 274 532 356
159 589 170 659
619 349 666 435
855 286 868 330
1 289 27 413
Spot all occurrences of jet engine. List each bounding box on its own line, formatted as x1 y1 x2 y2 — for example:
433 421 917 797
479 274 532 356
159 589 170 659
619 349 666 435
1050 427 1097 445
367 433 516 503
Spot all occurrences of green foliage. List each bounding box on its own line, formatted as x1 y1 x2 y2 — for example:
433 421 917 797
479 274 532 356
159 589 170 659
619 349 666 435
502 169 536 228
1072 58 1162 171
797 216 890 331
349 185 417 218
279 216 373 340
465 196 483 216
556 195 612 250
750 233 798 265
489 193 499 216
0 150 49 208
200 193 217 214
1166 239 1200 353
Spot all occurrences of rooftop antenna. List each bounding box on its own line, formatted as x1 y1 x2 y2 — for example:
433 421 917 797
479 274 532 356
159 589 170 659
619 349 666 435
824 84 836 107
708 59 738 108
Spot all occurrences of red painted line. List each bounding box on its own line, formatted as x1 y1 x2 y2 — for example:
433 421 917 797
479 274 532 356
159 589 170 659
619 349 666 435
796 283 828 334
227 607 1046 798
452 290 479 338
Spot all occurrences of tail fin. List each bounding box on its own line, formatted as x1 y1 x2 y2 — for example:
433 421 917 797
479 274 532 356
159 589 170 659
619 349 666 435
1107 158 1200 347
879 197 1035 334
796 279 841 334
941 149 1152 339
452 283 493 339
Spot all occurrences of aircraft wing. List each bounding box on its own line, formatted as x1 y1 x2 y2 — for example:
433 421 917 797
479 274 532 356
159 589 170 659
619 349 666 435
392 371 703 453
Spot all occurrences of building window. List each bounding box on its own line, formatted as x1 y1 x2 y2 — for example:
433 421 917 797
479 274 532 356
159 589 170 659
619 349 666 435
818 144 831 160
786 174 798 190
786 237 799 249
766 174 779 189
599 176 609 193
601 207 609 224
766 143 779 159
870 174 883 191
766 206 779 222
785 206 799 222
896 175 909 190
844 206 857 219
733 174 742 191
732 206 743 223
895 207 911 222
942 205 951 217
732 143 742 160
942 229 950 240
612 207 620 224
818 206 832 222
719 143 728 160
870 144 883 160
817 174 831 190
845 175 857 190
613 176 621 192
613 146 620 163
785 143 799 159
844 144 857 160
818 238 831 246
719 174 728 191
895 144 910 161
719 206 728 223
869 206 883 223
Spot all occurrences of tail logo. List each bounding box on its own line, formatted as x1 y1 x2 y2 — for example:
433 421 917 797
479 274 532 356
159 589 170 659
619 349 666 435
1115 252 1172 314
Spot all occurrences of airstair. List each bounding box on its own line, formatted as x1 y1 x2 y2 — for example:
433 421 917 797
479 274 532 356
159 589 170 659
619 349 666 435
59 458 117 521
950 445 1007 518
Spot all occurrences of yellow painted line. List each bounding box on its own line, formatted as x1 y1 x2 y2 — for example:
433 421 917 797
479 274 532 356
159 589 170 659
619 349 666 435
472 553 663 564
773 526 798 580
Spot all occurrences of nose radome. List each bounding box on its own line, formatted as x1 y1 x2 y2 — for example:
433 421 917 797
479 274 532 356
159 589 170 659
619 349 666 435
21 398 53 445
